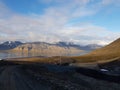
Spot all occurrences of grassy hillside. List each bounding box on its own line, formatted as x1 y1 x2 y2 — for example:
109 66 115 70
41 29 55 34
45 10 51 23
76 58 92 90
72 38 120 63
6 38 120 65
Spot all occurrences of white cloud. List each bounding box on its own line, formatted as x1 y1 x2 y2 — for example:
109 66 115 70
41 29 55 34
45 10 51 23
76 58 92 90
0 0 119 45
56 24 120 45
101 0 120 6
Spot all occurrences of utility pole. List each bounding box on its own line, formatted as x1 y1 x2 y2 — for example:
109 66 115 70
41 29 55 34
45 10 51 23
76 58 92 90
59 56 61 65
59 51 62 65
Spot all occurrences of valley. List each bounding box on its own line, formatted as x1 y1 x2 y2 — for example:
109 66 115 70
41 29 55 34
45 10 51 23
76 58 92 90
0 41 101 59
0 0 119 90
0 38 120 90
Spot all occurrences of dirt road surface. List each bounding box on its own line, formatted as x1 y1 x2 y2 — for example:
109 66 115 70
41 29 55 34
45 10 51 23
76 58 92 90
0 62 120 90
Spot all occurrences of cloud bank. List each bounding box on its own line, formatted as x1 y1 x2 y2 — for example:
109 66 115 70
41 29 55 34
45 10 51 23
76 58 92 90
0 0 120 45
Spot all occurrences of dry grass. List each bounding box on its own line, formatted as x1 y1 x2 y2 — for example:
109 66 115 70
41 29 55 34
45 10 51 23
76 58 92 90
72 38 120 63
6 56 75 65
5 38 120 65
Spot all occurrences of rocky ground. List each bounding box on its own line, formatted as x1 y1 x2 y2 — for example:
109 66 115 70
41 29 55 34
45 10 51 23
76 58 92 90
0 61 120 90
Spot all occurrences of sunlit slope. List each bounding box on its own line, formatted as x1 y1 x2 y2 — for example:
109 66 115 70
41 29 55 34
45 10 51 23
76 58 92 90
10 43 84 56
73 38 120 63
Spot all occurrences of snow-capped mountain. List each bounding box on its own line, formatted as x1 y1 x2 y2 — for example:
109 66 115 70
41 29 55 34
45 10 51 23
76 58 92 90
0 41 103 51
0 41 23 50
56 41 102 50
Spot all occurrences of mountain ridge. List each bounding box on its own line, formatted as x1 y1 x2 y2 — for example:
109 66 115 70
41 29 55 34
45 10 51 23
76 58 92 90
0 41 23 50
73 38 120 63
0 41 102 51
0 41 101 57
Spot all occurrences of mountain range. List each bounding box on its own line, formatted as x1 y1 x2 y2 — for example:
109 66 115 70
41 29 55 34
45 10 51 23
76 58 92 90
0 41 102 51
2 38 120 90
0 41 102 57
0 41 23 50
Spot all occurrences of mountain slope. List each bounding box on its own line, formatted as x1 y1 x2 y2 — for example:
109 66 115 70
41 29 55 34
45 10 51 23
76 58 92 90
10 42 84 56
0 41 23 50
4 41 102 57
56 42 102 50
73 38 120 63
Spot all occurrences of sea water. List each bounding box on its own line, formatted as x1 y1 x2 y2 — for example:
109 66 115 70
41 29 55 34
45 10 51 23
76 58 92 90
0 51 89 59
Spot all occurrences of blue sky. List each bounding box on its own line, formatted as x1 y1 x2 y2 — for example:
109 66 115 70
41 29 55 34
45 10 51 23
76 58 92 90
0 0 120 45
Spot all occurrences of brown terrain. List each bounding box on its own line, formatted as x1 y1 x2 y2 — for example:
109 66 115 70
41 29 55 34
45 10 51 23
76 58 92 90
0 38 120 90
10 43 84 56
0 61 120 90
72 38 120 63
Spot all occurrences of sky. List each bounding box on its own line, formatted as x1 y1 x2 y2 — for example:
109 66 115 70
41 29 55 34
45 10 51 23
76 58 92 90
0 0 120 45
